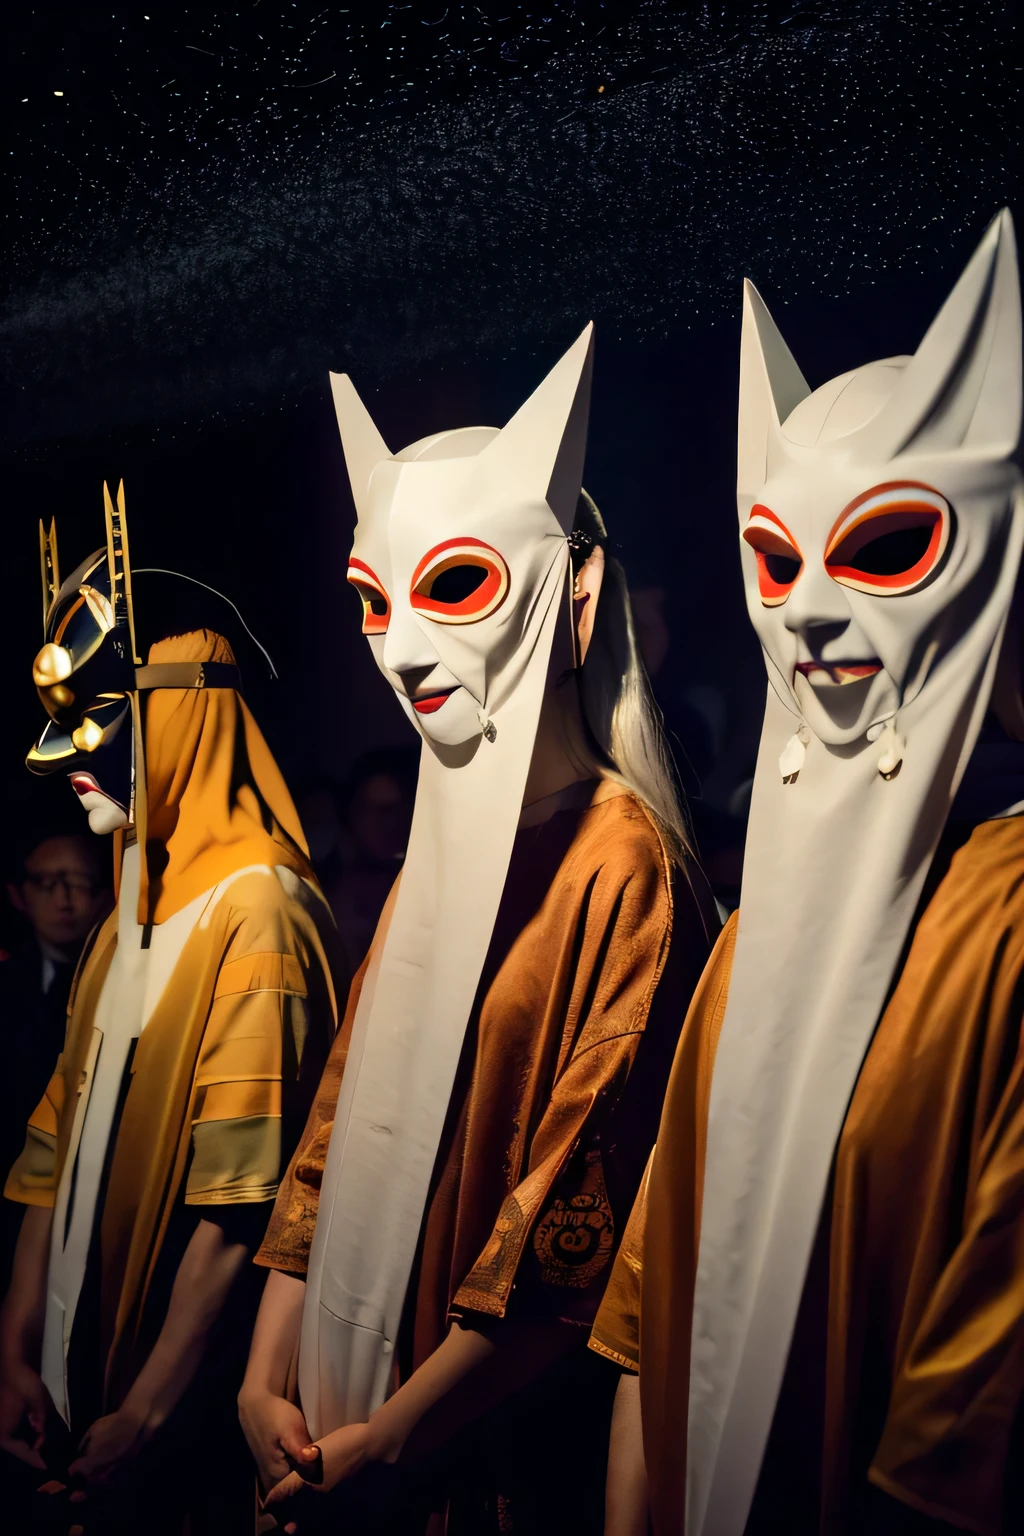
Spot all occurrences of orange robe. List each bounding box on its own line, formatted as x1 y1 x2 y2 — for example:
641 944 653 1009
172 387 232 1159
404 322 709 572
257 789 717 1375
5 631 341 1410
592 814 1024 1536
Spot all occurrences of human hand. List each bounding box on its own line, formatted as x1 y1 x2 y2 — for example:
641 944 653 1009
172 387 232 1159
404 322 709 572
0 1357 49 1470
238 1386 316 1495
262 1421 373 1532
67 1407 149 1489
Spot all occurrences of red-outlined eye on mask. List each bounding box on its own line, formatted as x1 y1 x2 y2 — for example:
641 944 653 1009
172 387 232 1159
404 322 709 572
742 506 804 607
347 558 391 635
825 482 950 595
410 538 510 625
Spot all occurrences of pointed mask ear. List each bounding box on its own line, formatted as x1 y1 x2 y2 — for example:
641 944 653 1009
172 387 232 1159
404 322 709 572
330 372 392 520
858 209 1022 463
737 281 810 506
482 324 594 533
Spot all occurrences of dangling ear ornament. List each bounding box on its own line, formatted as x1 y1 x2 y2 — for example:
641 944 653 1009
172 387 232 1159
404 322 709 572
779 724 811 785
874 718 904 781
477 707 497 744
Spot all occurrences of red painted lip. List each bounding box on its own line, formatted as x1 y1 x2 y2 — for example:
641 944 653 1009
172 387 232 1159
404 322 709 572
412 688 457 716
69 772 102 796
794 661 882 684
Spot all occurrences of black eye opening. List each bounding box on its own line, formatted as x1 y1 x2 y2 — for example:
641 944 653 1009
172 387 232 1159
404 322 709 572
367 594 388 616
764 552 801 586
428 563 489 604
844 525 933 577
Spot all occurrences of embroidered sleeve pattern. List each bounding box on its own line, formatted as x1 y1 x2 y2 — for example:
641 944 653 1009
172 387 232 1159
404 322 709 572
454 837 671 1319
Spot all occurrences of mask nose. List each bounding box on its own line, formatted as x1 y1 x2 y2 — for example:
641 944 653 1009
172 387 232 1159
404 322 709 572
783 561 852 646
382 604 442 692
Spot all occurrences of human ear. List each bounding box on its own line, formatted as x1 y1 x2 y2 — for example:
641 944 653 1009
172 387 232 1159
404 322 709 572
573 545 605 665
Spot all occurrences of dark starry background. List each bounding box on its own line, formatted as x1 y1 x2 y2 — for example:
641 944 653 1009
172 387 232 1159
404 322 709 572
2 0 1020 825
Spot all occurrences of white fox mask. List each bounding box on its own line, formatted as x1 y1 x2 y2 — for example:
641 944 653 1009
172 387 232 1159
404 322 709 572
687 211 1024 1536
335 327 592 750
738 210 1021 750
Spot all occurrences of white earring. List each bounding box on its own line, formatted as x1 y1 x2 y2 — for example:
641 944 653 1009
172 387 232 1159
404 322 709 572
875 718 904 781
780 724 811 785
477 707 497 744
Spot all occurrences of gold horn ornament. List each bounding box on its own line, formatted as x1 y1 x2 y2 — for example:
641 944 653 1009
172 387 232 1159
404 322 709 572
103 479 141 665
39 519 60 634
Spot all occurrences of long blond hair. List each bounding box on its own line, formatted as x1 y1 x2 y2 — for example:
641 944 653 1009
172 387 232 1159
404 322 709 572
572 493 693 866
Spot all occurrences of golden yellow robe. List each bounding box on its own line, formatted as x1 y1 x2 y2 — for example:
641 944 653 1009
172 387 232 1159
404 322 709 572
4 630 341 1409
256 788 718 1371
592 813 1024 1536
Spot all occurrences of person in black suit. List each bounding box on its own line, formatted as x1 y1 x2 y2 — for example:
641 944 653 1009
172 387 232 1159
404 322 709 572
0 828 111 1288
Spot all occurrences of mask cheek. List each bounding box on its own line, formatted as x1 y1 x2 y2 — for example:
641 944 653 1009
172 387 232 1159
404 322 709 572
423 626 491 705
445 548 559 708
368 633 422 708
366 634 390 677
748 602 798 682
842 591 932 699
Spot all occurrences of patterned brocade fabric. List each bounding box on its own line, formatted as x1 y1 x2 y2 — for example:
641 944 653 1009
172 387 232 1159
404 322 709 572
257 790 717 1368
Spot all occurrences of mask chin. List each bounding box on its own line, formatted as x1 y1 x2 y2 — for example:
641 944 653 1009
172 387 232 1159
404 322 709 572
400 686 483 749
72 785 130 835
792 668 899 746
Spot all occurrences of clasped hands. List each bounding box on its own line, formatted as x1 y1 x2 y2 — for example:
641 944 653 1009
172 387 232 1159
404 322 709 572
263 1422 375 1532
0 1360 156 1535
2 1360 153 1484
241 1386 401 1534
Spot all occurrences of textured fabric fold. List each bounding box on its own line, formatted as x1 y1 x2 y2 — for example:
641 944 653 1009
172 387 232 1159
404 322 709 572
588 1149 651 1371
136 629 310 924
600 818 1024 1535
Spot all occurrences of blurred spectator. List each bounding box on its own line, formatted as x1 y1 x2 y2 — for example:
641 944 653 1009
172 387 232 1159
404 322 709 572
293 776 347 889
1 828 112 1285
629 585 672 681
321 748 418 974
